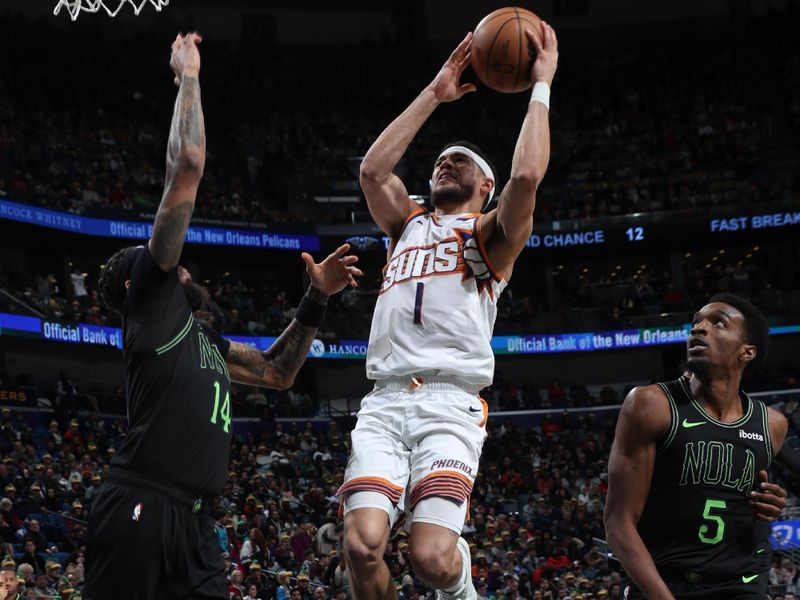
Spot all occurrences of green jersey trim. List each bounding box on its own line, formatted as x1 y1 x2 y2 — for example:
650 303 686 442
680 377 753 428
656 383 679 454
155 314 194 356
760 400 773 463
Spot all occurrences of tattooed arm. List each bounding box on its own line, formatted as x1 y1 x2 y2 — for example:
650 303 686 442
149 32 206 273
227 287 328 390
226 244 363 389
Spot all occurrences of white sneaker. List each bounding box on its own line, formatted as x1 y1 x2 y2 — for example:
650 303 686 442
435 536 477 600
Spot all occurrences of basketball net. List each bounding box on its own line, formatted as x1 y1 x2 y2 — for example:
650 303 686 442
53 0 169 21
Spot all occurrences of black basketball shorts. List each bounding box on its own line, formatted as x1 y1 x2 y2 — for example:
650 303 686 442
84 469 227 600
623 576 768 600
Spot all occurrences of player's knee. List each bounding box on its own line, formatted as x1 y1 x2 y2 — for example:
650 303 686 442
408 543 452 587
343 512 388 571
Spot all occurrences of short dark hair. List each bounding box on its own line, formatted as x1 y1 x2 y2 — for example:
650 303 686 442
97 246 140 315
437 140 498 206
708 293 770 372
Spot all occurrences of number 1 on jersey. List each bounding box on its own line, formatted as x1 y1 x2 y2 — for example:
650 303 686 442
211 381 231 433
414 282 424 325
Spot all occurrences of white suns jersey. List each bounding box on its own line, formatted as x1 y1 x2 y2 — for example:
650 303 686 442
366 208 507 388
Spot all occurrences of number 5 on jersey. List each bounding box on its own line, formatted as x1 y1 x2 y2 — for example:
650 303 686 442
698 498 726 544
210 381 231 433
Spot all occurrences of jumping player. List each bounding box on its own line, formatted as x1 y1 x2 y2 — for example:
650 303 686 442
339 25 558 600
605 293 788 599
85 33 361 600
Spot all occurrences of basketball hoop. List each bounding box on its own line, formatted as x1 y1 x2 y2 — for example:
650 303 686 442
53 0 169 21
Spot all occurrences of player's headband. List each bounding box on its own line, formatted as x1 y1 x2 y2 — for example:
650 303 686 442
436 145 496 204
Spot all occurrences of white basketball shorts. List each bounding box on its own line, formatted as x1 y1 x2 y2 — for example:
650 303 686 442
337 375 488 529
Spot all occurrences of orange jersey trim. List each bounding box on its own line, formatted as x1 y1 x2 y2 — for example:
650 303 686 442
409 470 474 508
336 476 404 504
479 396 489 428
474 216 503 283
399 206 427 234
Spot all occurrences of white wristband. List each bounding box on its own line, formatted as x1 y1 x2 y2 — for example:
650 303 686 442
530 81 550 110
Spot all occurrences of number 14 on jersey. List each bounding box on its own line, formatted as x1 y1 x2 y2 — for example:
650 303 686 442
210 381 231 433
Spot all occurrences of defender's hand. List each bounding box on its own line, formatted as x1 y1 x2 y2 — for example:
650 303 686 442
749 470 787 523
170 32 203 86
526 21 558 86
302 244 363 296
428 32 477 103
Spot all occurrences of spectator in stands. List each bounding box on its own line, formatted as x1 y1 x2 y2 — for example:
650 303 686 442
65 476 84 507
276 571 292 600
244 561 271 599
332 558 351 598
55 376 77 416
62 420 82 450
32 571 56 598
0 556 15 597
45 559 63 589
70 269 88 310
20 520 46 554
314 521 339 557
16 563 34 589
296 574 312 600
275 534 295 570
770 556 797 587
62 524 86 554
17 540 44 573
243 583 262 600
83 474 102 506
228 569 245 598
45 423 62 452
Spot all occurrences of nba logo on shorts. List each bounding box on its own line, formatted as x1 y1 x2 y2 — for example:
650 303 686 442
310 339 326 358
132 502 143 522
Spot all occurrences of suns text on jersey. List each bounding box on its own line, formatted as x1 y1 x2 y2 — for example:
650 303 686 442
381 238 465 292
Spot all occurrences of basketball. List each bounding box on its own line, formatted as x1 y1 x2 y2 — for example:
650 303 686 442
471 7 543 93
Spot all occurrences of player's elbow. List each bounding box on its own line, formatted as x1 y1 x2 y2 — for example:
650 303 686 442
173 148 205 178
358 160 385 185
509 169 540 193
271 373 295 391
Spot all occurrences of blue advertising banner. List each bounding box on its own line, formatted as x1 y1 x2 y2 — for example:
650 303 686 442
0 312 41 335
771 519 800 550
3 313 797 358
227 335 369 360
492 325 694 354
41 321 124 348
0 198 320 251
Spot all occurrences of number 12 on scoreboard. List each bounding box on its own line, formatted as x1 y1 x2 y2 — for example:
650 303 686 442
626 226 645 242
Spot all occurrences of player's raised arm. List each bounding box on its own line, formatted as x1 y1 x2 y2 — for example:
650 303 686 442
604 386 676 600
488 22 558 272
148 33 206 273
226 244 362 389
360 33 476 240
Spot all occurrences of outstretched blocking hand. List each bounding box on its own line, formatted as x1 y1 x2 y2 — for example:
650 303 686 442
526 21 558 87
428 32 477 103
302 244 363 296
749 469 787 523
170 32 203 87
